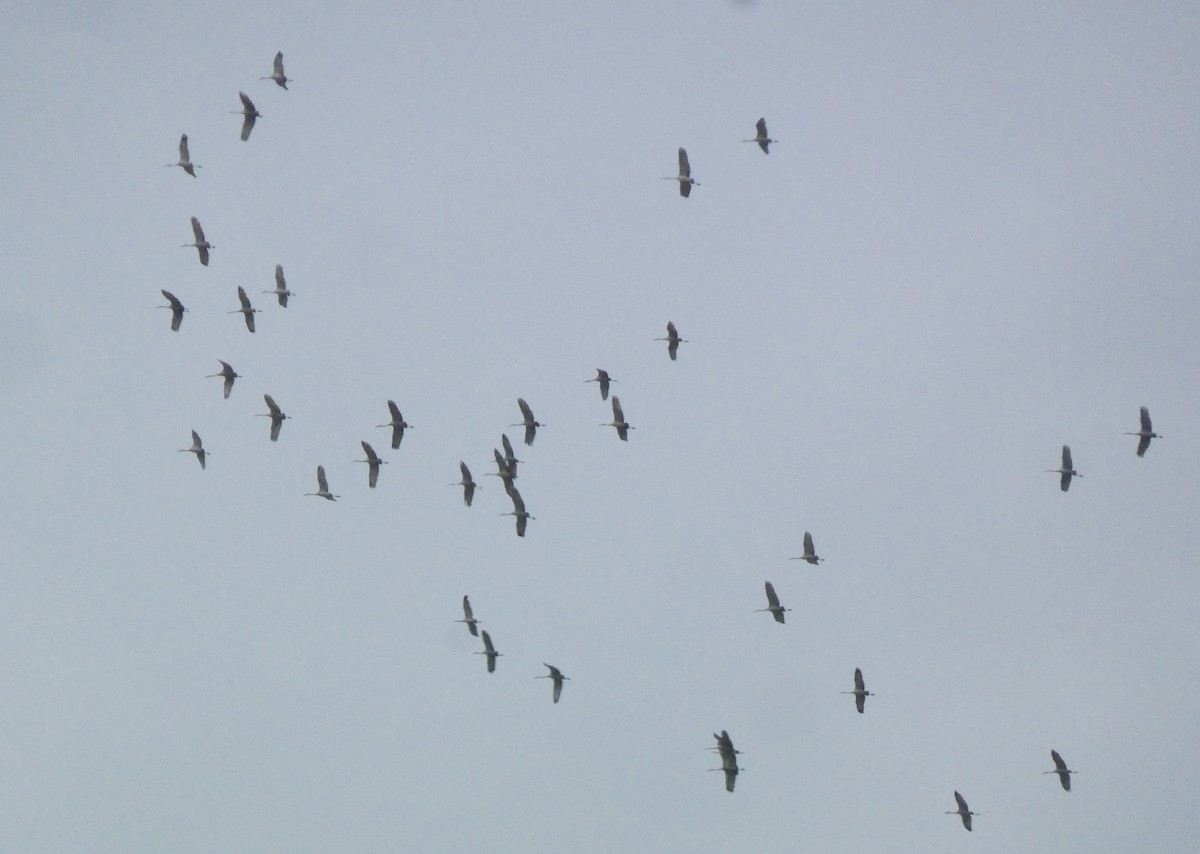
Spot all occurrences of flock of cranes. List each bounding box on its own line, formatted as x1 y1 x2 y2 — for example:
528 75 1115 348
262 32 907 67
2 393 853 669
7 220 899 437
158 55 1153 831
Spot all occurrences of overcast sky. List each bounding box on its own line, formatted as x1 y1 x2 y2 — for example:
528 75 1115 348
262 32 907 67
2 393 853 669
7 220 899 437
2 1 1199 851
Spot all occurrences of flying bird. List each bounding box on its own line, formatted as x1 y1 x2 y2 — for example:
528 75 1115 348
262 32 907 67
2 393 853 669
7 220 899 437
485 449 519 495
356 440 386 488
840 667 872 714
229 286 259 333
206 360 239 399
501 433 522 475
376 400 411 450
1047 445 1081 492
262 264 291 307
945 791 978 832
755 581 790 623
654 321 687 361
261 51 289 89
1124 406 1160 457
501 487 534 537
585 369 613 400
537 663 568 704
178 429 207 469
457 595 481 637
664 147 698 197
182 216 213 266
257 394 288 442
166 134 199 176
710 730 740 792
304 464 338 501
475 630 501 673
232 91 261 141
448 461 478 506
601 395 632 441
158 289 187 331
511 398 543 446
742 117 776 154
1043 749 1074 792
789 531 822 564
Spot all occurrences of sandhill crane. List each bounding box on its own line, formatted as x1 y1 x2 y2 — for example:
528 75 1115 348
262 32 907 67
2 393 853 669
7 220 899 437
501 487 534 537
1125 406 1160 457
789 531 822 564
664 147 698 197
945 791 978 831
261 51 289 89
257 394 288 442
304 464 338 501
710 730 740 792
182 216 213 266
229 286 259 333
457 595 481 637
840 667 872 714
601 395 632 441
475 630 501 673
356 441 386 488
586 369 614 401
511 398 543 446
755 581 790 623
206 360 239 399
654 321 687 361
232 91 261 141
742 117 776 154
501 433 522 475
262 264 291 307
537 663 568 703
178 429 207 469
448 461 478 506
376 400 411 450
165 134 199 176
158 289 187 332
1043 749 1074 792
1047 445 1081 492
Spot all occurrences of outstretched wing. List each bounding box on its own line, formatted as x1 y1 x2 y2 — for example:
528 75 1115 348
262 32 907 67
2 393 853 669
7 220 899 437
1140 406 1152 432
678 147 690 178
179 134 190 162
316 465 329 493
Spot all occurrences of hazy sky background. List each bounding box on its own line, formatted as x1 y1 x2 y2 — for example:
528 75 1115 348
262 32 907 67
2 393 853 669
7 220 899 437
2 2 1199 851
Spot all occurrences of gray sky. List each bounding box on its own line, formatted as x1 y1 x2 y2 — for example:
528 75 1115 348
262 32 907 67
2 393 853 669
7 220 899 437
2 1 1199 851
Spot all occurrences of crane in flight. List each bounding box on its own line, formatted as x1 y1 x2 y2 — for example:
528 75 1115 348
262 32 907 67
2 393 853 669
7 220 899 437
945 791 978 831
501 487 534 537
475 630 501 673
1047 445 1081 492
182 217 213 266
709 730 740 792
457 596 481 637
376 400 411 450
263 264 291 307
600 396 632 441
257 394 289 442
585 369 614 401
304 465 338 501
742 117 776 154
229 286 260 333
840 667 872 713
178 430 208 469
1124 406 1161 457
511 398 544 446
233 91 262 141
664 147 698 197
448 461 478 506
501 433 522 475
654 321 687 361
261 51 289 89
789 531 822 564
1043 749 1075 792
356 441 386 488
755 581 790 623
165 134 200 176
158 290 187 332
537 664 568 703
206 360 240 399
